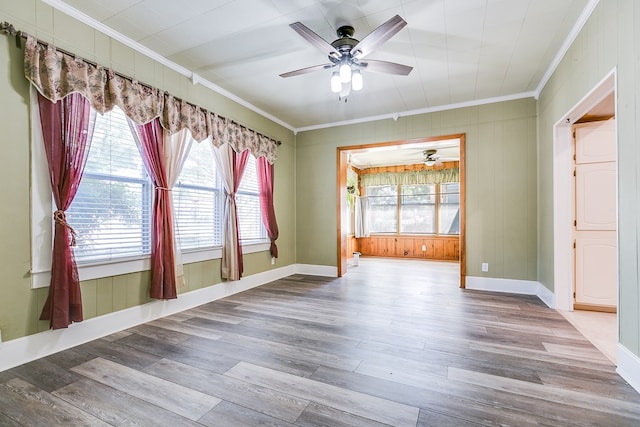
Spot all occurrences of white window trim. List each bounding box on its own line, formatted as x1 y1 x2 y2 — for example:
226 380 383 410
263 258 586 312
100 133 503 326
29 89 269 289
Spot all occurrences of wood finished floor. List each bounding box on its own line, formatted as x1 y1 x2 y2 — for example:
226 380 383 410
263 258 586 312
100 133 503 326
1 257 640 426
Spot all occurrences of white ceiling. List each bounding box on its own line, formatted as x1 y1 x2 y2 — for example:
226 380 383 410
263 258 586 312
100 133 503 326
348 138 460 168
52 0 592 132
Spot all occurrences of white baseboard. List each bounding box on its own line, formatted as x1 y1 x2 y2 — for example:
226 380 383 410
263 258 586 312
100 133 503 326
0 263 307 372
465 276 555 308
295 264 338 277
617 344 640 394
535 283 556 309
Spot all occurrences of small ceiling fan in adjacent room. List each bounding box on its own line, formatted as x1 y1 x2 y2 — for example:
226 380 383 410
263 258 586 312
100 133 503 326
280 15 413 99
423 149 441 167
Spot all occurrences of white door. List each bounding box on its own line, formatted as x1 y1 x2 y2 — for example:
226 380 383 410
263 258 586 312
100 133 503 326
573 119 617 309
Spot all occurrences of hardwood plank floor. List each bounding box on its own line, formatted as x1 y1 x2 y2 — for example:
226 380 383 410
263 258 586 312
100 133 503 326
1 257 640 426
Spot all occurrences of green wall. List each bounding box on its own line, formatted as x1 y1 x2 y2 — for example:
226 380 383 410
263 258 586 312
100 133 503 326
296 98 538 280
6 0 638 364
538 0 640 357
0 0 295 342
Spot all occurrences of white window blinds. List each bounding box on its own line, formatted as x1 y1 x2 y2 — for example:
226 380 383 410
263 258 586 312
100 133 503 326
236 154 265 242
67 107 152 262
173 141 223 249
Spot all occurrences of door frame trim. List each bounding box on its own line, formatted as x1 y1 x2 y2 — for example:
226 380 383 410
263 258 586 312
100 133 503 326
552 69 617 311
336 133 466 288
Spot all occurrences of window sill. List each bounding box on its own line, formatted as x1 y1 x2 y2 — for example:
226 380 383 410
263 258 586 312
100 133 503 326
31 241 271 289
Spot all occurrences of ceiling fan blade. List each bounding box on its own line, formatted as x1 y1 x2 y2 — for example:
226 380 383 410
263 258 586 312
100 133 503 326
358 59 413 76
351 15 407 59
290 22 341 59
279 63 334 78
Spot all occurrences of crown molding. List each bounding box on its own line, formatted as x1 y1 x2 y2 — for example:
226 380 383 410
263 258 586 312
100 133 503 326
295 92 537 133
535 0 600 97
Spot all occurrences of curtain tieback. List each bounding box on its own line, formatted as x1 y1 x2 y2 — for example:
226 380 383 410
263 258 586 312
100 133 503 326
53 209 77 246
155 186 170 191
269 239 278 258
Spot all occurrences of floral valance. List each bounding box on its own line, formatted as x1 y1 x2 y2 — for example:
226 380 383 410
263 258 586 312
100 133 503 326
361 168 459 187
23 35 278 163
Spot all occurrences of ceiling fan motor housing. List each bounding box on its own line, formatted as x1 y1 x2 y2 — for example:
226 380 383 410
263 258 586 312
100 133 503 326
330 25 359 60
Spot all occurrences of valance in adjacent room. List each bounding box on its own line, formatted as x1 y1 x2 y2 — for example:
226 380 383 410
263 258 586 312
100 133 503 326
361 168 459 187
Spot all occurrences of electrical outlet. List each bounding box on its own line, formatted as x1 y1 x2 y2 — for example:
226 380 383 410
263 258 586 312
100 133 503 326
481 262 489 272
421 244 426 251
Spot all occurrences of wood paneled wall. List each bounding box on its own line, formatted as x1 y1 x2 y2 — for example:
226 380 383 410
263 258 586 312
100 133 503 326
356 235 459 260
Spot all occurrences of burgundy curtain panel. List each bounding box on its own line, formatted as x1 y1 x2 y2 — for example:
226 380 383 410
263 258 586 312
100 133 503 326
232 149 250 278
37 92 94 329
134 119 177 299
256 156 279 258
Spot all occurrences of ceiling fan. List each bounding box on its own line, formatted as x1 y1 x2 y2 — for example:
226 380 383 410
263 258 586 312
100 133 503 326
424 149 440 166
280 15 413 98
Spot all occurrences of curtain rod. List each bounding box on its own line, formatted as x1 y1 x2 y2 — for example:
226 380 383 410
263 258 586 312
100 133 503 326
0 21 281 146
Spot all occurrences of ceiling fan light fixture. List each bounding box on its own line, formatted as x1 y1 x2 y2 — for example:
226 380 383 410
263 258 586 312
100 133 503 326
351 69 363 91
330 71 342 93
339 62 352 83
424 159 436 167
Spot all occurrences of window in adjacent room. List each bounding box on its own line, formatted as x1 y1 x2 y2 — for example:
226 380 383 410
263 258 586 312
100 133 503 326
365 182 459 235
400 184 436 234
438 182 460 234
368 185 398 233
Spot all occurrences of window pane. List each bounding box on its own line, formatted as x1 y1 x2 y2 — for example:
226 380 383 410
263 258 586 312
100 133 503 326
439 182 460 234
237 155 265 241
85 110 144 178
68 107 151 262
173 140 222 249
367 185 397 233
400 184 436 233
177 141 217 186
238 152 259 194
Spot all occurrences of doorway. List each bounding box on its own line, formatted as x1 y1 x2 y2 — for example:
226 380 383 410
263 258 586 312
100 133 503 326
336 134 466 288
553 70 617 362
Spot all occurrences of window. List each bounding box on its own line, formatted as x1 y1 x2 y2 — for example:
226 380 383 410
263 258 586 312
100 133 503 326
236 154 265 242
67 107 152 263
31 99 269 286
439 182 460 234
368 185 398 233
401 184 436 233
365 182 459 235
65 107 265 265
173 141 222 250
